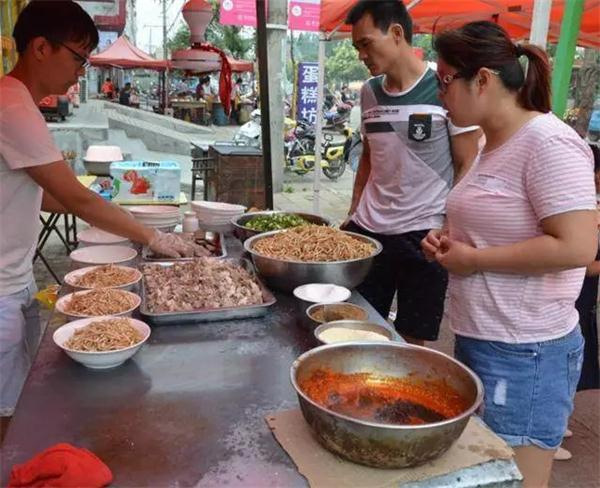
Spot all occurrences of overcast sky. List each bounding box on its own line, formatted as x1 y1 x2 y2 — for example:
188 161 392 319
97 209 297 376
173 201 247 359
135 0 187 53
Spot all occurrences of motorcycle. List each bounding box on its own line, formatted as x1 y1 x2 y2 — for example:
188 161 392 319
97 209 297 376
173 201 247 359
285 121 351 181
323 99 353 131
235 112 351 181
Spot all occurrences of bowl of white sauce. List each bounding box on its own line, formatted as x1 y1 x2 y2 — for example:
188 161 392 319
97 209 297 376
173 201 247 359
314 320 395 345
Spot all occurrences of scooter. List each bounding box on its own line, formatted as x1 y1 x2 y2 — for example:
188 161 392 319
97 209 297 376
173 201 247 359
324 100 353 131
285 123 352 181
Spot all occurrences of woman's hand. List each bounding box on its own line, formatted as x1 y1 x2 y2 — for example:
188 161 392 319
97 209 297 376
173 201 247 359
421 229 443 261
435 236 478 276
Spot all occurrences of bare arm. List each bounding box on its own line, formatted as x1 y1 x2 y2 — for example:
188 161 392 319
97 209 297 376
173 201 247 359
586 261 600 277
472 210 598 274
450 129 481 184
26 160 155 245
348 138 371 216
41 191 68 214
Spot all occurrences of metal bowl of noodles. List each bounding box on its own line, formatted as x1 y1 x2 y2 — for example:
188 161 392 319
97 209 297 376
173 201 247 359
290 342 484 468
232 211 330 242
244 229 382 292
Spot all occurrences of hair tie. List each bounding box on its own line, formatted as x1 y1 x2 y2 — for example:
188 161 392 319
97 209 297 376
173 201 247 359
515 44 525 57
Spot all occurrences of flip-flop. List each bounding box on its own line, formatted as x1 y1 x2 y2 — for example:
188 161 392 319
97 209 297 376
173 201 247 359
554 446 572 461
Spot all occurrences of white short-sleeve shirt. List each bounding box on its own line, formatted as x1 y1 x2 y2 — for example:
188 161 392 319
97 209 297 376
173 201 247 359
353 67 477 235
0 76 63 296
446 113 596 343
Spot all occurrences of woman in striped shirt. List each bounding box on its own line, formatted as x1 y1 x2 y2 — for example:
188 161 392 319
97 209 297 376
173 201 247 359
422 21 597 488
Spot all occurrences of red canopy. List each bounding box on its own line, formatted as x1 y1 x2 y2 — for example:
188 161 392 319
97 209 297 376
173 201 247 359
320 0 600 48
90 36 170 70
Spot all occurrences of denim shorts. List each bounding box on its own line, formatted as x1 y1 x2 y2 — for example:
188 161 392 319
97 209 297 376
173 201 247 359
455 326 584 450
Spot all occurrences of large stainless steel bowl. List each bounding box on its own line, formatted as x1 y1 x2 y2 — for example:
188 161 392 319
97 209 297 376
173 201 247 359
244 230 382 292
290 342 484 468
232 211 331 242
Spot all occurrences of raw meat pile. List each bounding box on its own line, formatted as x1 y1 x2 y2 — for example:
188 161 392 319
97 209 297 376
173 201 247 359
142 258 263 312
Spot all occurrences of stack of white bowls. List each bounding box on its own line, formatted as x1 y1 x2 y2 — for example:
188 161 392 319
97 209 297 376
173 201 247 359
191 201 246 233
84 145 123 176
127 205 181 232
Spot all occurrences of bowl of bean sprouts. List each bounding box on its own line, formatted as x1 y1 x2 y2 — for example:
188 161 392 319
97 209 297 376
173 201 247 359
244 225 382 292
53 316 151 369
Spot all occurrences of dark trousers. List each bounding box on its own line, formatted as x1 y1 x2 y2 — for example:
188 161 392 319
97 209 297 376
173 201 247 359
346 221 448 341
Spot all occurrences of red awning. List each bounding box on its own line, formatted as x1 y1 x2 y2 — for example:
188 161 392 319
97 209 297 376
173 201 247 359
90 36 170 70
319 0 600 49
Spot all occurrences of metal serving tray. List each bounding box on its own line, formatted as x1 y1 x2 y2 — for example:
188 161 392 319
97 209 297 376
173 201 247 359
141 232 227 261
139 258 276 325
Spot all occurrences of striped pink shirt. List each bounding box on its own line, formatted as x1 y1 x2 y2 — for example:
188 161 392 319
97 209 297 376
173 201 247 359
446 113 596 343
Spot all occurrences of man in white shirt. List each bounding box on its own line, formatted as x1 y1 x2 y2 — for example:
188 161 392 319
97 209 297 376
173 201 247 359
343 1 480 345
0 0 190 417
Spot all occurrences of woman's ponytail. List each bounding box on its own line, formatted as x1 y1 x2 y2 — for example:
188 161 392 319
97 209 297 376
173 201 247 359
517 44 551 113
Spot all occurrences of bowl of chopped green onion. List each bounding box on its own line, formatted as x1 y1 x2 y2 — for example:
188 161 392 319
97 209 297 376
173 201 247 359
233 211 330 242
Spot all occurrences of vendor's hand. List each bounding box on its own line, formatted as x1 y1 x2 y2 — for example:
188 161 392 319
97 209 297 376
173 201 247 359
148 230 193 258
421 228 443 262
340 215 353 231
435 236 478 276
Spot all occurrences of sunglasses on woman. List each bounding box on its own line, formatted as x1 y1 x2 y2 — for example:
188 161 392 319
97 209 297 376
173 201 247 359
436 72 464 93
436 68 501 93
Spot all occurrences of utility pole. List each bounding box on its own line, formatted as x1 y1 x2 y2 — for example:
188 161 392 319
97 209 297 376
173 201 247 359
162 0 167 60
266 0 287 194
162 0 169 112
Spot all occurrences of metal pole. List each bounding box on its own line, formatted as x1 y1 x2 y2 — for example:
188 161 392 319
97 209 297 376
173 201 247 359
551 0 585 118
256 0 274 208
312 34 326 215
529 0 552 48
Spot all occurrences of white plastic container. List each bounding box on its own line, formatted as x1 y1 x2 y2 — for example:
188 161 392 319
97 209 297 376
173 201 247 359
182 211 199 233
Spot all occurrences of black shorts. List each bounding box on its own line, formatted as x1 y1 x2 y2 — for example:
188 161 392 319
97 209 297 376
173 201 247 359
346 221 448 341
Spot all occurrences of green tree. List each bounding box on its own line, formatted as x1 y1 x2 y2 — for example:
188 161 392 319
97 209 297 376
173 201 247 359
325 39 369 85
412 34 435 61
167 0 254 60
167 24 191 53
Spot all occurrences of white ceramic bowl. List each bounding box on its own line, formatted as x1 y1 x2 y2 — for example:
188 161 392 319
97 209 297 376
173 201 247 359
53 316 150 369
70 245 138 266
133 216 180 226
78 227 130 246
293 283 352 304
127 205 180 217
191 201 246 215
64 265 142 290
56 289 141 319
84 145 123 162
198 216 240 225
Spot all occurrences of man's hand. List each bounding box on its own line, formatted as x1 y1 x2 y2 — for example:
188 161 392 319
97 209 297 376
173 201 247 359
435 236 478 276
148 230 195 258
340 215 353 230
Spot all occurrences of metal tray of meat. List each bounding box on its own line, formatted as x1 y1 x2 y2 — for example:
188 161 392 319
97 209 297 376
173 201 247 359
141 231 227 261
139 258 276 325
